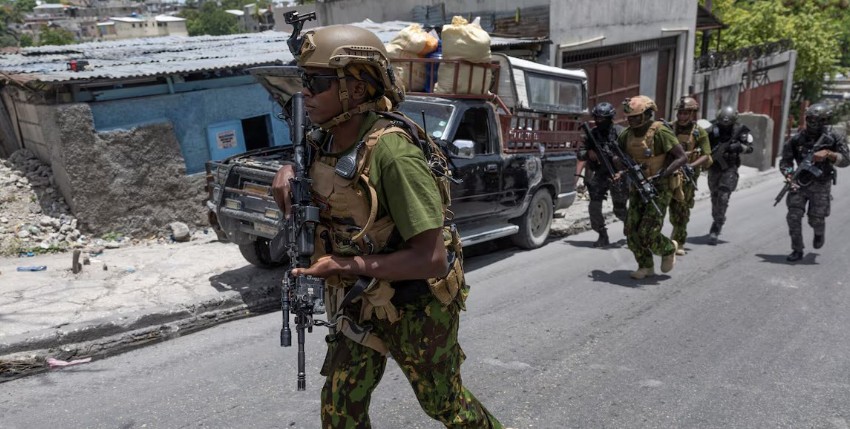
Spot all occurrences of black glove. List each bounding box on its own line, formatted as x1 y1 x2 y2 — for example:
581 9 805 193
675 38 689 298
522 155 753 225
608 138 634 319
729 142 743 153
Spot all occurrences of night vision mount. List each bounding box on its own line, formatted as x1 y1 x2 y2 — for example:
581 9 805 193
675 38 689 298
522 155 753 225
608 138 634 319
284 11 316 57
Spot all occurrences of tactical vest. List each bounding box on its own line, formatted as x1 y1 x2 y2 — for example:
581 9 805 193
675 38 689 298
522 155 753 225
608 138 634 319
309 115 464 354
676 124 701 163
626 121 667 177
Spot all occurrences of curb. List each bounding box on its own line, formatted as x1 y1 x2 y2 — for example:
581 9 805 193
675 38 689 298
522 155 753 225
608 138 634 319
0 283 281 382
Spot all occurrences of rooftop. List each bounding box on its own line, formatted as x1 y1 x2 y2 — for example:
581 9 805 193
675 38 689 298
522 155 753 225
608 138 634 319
0 20 548 85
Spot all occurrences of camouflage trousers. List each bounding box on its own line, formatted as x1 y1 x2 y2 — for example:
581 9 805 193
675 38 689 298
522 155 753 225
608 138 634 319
320 291 503 429
586 169 628 233
707 167 739 228
625 187 675 269
668 174 698 245
786 180 831 252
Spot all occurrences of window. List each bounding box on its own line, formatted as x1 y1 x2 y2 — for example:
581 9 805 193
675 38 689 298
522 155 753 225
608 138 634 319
525 71 585 114
456 108 491 155
242 115 272 151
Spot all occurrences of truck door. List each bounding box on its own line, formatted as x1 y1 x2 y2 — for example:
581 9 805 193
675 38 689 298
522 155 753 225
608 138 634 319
449 106 504 221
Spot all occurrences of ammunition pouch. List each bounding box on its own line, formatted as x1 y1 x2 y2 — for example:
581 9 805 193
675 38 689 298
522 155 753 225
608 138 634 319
670 171 685 202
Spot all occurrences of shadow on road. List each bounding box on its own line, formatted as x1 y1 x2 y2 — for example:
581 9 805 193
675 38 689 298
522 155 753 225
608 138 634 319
755 253 819 265
564 238 627 249
208 264 283 312
589 269 671 288
687 235 726 246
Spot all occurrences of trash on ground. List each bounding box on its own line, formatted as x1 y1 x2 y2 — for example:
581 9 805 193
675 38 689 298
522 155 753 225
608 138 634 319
16 266 47 272
46 357 92 369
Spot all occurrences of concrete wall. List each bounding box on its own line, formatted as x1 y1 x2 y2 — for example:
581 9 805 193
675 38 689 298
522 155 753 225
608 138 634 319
694 50 796 159
89 83 289 174
552 0 696 101
738 113 774 171
316 0 549 25
52 104 207 235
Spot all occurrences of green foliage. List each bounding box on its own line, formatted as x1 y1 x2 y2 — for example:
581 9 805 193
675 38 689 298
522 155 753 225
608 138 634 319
700 0 849 101
180 2 239 36
38 26 76 46
19 33 33 47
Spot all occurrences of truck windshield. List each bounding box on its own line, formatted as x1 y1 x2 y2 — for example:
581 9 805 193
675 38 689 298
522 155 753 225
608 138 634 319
397 100 454 140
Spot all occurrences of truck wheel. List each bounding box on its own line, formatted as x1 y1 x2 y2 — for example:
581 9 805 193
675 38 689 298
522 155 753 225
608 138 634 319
239 238 286 269
511 189 553 249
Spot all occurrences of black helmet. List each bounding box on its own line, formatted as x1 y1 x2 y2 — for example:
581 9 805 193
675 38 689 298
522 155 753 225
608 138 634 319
805 103 832 133
715 106 738 127
591 102 617 119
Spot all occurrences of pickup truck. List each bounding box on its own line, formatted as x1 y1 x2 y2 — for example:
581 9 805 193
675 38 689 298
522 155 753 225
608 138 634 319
205 54 587 267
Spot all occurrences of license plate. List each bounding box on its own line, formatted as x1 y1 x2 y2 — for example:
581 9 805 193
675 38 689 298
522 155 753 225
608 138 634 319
254 222 278 236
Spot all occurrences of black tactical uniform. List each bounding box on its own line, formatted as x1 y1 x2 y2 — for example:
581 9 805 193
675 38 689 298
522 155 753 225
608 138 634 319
778 103 850 262
706 106 753 244
578 102 627 247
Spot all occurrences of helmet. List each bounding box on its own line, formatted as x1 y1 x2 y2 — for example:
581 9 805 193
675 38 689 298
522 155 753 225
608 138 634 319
623 95 656 128
298 25 404 128
623 95 657 116
591 102 617 119
805 103 832 133
715 106 738 127
676 96 699 112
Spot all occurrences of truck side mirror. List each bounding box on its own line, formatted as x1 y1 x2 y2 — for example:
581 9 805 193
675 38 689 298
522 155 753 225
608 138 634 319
450 139 475 159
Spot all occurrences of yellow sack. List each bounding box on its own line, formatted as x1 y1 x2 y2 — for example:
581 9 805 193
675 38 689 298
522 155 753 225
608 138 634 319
386 24 438 92
435 16 492 95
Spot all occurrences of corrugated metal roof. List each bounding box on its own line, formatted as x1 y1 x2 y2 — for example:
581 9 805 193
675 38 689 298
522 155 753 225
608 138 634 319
0 20 547 85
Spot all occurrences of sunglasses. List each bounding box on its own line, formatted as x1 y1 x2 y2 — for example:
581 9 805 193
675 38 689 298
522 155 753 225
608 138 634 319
300 72 339 95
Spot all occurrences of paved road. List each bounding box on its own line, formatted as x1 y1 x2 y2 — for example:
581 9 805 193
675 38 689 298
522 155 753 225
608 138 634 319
3 175 850 429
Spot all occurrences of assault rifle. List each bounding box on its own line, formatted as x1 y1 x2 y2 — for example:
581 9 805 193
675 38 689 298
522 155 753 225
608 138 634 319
580 122 618 179
681 164 697 190
711 124 750 170
609 139 662 216
773 132 832 207
274 10 325 392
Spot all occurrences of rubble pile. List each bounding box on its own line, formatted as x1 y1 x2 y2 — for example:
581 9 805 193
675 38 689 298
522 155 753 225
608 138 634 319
0 149 85 256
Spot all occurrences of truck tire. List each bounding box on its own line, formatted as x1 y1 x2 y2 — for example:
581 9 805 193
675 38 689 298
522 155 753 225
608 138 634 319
511 189 553 249
239 238 286 269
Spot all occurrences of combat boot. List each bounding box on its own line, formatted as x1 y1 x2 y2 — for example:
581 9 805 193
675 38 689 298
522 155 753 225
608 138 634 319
675 242 686 256
630 267 656 279
787 250 804 262
708 223 720 245
593 230 610 248
661 240 677 273
813 234 825 249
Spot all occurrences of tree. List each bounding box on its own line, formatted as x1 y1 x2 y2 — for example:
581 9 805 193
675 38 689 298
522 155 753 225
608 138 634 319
39 26 75 46
700 0 850 102
180 2 239 36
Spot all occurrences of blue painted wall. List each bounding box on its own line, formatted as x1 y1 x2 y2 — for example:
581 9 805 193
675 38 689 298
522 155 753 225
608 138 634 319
90 83 290 174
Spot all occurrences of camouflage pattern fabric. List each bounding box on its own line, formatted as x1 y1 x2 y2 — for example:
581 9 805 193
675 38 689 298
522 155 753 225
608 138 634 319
586 168 628 233
707 167 739 228
624 187 675 269
785 180 831 252
669 177 697 245
320 290 503 429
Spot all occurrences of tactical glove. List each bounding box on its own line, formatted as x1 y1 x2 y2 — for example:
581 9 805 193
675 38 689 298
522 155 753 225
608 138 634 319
729 142 743 153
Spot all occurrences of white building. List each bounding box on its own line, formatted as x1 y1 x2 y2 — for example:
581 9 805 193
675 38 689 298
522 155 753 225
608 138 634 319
97 15 188 40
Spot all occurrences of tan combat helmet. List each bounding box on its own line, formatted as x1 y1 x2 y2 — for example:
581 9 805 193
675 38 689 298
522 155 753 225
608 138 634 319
623 95 657 128
676 96 699 124
298 25 404 128
676 96 699 112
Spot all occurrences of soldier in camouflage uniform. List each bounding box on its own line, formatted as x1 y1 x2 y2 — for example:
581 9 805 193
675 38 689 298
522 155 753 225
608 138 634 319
615 96 687 279
578 102 628 247
706 106 753 245
271 25 502 428
668 97 712 255
779 103 850 262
